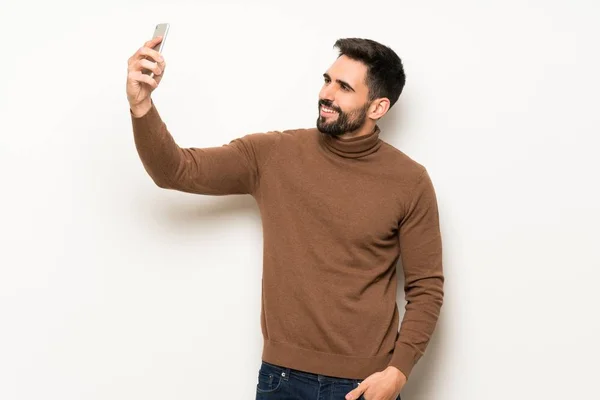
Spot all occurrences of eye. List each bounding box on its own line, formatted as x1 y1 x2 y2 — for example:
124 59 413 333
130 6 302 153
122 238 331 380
340 85 350 91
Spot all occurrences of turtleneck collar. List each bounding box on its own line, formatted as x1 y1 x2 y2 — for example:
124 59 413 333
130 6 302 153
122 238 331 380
318 125 382 159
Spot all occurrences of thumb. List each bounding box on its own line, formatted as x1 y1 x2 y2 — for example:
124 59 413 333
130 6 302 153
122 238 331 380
345 382 365 400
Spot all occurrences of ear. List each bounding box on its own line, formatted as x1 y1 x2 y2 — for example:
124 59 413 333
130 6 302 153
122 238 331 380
369 98 390 119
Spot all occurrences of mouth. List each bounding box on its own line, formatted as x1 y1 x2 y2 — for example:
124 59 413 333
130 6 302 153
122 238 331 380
320 105 338 117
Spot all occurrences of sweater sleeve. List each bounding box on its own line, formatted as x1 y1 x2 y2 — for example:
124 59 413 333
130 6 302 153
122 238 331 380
129 100 280 196
388 168 445 379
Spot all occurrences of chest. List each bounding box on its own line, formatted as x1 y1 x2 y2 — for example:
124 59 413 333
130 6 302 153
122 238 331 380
259 149 404 247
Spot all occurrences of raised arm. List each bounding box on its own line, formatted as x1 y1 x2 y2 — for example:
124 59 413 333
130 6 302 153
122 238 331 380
130 101 279 195
126 35 279 196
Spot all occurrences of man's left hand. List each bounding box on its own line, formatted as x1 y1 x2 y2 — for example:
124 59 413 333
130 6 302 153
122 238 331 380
345 366 406 400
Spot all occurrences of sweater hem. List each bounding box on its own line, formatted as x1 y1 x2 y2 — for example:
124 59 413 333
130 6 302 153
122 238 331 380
262 338 393 380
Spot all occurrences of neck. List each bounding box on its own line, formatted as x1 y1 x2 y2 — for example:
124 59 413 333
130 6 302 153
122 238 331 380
332 120 377 140
318 121 382 159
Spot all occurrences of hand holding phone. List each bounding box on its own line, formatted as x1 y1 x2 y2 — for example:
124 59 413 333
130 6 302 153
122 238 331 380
143 23 169 79
126 23 170 116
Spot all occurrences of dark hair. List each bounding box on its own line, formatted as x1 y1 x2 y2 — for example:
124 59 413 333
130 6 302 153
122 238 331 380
333 38 405 109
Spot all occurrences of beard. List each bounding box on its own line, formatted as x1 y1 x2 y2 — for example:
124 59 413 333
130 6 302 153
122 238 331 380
316 99 371 137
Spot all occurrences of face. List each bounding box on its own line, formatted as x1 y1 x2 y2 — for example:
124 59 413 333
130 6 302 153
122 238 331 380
317 55 372 137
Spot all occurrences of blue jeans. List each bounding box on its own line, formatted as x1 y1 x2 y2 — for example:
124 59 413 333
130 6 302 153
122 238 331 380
255 361 401 400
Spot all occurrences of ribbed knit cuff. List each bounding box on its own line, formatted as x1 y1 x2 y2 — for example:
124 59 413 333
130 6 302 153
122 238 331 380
129 99 161 127
387 342 419 380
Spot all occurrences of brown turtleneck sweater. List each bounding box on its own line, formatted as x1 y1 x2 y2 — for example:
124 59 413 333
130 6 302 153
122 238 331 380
130 100 444 380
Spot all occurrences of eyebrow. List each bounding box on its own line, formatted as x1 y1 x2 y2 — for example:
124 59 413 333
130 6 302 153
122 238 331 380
323 73 356 92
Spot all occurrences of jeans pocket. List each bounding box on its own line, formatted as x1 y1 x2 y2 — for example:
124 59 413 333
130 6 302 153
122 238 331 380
256 362 284 394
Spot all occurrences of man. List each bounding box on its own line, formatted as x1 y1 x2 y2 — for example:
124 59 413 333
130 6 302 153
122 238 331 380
127 36 444 400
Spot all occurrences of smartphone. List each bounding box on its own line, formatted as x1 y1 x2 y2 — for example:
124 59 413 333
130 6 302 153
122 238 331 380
143 23 169 78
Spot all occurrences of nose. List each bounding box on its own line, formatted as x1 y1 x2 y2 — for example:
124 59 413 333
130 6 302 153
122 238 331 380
320 84 336 102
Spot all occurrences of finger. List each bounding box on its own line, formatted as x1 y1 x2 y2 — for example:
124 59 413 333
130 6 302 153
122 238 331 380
144 36 163 60
143 35 163 48
157 58 166 72
129 70 158 89
132 39 164 64
137 46 164 65
128 58 163 75
140 72 158 89
138 58 162 76
345 386 365 400
155 61 166 78
150 58 167 75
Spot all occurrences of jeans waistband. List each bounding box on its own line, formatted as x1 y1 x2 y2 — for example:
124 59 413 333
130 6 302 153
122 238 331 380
261 361 361 384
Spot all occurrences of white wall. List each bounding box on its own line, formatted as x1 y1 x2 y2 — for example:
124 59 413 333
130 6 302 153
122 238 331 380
1 0 598 399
